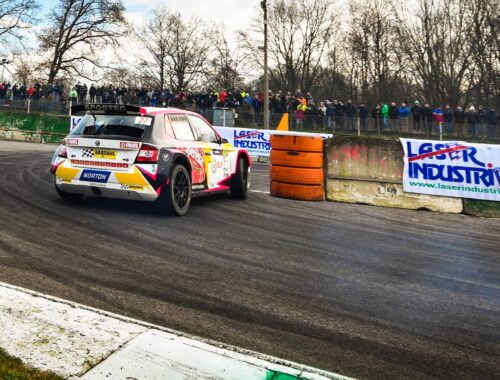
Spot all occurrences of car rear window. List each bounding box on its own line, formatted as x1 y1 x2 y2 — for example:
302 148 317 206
71 114 154 139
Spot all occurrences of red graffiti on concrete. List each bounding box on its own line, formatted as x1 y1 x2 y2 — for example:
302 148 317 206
341 145 360 160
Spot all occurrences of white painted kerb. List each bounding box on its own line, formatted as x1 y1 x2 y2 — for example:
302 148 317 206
0 284 146 377
0 282 353 379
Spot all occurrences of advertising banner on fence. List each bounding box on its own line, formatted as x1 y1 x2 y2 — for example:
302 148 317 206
215 126 332 158
215 127 272 157
400 138 500 201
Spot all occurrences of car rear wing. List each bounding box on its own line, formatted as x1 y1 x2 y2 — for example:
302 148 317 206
71 104 144 115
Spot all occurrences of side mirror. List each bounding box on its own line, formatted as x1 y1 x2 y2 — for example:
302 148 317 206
221 138 229 144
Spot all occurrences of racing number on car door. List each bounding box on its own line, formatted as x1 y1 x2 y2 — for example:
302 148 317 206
188 115 230 189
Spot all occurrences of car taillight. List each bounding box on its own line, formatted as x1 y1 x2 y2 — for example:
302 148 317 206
58 143 67 158
136 144 158 163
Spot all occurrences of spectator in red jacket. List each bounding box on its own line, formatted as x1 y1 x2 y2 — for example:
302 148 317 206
26 86 35 98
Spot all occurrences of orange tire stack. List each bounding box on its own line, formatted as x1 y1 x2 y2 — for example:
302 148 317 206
270 135 325 201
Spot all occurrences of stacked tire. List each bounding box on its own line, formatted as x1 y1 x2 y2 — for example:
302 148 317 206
270 135 325 201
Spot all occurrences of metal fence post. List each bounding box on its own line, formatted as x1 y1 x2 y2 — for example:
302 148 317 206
27 99 30 114
357 116 360 136
439 122 443 141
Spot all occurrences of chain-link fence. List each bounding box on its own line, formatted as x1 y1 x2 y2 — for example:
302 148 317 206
1 98 498 142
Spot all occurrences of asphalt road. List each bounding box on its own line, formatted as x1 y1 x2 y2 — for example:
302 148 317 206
0 140 499 379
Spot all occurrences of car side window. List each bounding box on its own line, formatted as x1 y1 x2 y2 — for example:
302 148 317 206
164 115 175 139
169 114 195 141
188 115 219 143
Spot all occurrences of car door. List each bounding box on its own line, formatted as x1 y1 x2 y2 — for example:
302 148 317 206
188 115 231 189
167 113 206 185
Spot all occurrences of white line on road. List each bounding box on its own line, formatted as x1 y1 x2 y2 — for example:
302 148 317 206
251 189 271 194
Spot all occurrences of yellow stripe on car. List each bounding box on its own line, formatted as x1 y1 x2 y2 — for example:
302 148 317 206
56 165 80 180
114 167 153 193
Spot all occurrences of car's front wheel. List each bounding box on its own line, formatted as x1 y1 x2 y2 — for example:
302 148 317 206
160 164 191 216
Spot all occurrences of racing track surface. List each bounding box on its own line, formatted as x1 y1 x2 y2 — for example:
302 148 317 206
0 141 499 379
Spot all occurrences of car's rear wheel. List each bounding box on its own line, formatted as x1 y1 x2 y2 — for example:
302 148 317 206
230 157 249 199
54 177 83 201
161 164 191 216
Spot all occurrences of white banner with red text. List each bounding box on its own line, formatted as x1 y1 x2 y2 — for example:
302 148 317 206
215 126 331 157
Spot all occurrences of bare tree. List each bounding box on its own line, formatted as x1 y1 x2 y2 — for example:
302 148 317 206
133 8 169 89
318 44 350 101
0 0 38 52
464 0 499 107
396 0 496 106
244 0 338 93
38 0 125 86
347 0 403 102
135 9 212 91
12 58 34 83
206 30 249 90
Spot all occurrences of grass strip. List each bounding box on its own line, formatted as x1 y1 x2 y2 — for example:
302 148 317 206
0 347 63 380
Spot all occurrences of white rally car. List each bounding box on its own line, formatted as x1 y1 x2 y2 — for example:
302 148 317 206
50 104 251 215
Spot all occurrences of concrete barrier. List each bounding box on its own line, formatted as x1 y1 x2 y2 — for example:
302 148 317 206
325 136 464 213
0 128 42 143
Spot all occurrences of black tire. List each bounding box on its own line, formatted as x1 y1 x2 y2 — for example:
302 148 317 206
54 178 83 201
160 164 191 216
230 157 249 199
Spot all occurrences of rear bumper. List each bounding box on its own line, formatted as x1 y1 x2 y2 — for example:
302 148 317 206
54 160 160 202
55 181 159 201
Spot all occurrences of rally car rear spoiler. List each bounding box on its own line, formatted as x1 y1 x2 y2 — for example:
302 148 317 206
71 104 142 115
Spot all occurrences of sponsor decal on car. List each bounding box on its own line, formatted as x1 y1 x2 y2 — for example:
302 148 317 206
71 160 128 169
121 184 144 191
120 142 141 149
128 184 144 190
81 149 117 159
80 169 111 183
135 116 152 126
94 149 117 159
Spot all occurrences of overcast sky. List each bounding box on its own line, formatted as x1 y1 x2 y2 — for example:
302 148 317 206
42 0 259 32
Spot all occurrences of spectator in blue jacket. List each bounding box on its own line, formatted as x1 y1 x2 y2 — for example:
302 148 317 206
443 104 454 135
398 102 411 132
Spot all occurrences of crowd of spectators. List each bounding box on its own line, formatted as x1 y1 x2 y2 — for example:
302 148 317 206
0 81 497 137
306 99 498 138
